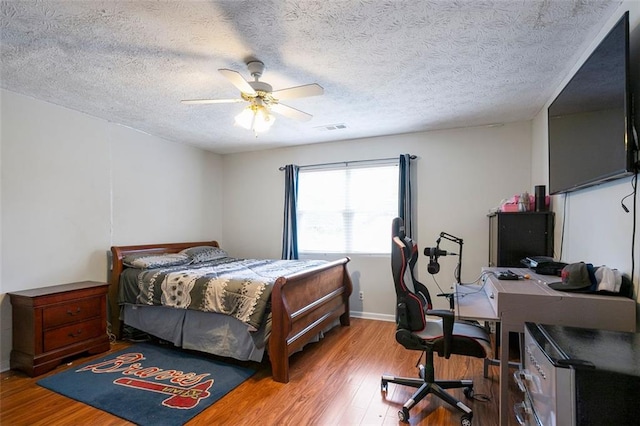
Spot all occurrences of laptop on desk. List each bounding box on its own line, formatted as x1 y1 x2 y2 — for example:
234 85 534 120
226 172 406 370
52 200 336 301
521 256 567 276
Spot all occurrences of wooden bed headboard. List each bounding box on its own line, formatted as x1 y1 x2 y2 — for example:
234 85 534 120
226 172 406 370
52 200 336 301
107 240 219 339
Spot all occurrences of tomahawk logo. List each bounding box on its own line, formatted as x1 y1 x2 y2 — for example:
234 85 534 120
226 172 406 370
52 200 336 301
77 352 214 409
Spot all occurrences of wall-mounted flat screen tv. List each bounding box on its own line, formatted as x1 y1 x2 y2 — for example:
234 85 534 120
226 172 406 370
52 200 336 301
548 11 637 195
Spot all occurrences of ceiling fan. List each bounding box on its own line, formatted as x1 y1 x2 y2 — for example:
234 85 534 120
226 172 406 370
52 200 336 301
181 60 323 133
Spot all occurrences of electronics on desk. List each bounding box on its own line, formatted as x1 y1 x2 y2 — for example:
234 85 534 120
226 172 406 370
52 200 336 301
496 270 521 280
520 256 567 276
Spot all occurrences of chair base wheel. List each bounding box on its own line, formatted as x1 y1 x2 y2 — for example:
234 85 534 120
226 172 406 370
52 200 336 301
463 386 474 398
461 413 473 426
398 408 410 422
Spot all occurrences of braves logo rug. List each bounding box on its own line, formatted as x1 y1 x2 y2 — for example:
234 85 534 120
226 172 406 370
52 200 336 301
37 343 255 425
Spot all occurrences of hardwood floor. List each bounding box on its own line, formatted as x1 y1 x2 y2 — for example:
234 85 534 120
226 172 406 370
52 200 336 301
1 318 520 425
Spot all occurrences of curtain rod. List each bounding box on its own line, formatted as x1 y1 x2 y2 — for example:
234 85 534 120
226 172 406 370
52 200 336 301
278 155 416 171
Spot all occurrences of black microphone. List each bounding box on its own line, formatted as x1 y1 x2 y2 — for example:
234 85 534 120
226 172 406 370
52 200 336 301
425 247 457 275
423 247 457 257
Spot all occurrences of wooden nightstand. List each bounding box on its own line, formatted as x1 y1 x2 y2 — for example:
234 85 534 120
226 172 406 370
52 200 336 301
9 281 111 376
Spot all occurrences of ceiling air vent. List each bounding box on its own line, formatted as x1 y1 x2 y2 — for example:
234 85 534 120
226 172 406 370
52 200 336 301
315 123 347 131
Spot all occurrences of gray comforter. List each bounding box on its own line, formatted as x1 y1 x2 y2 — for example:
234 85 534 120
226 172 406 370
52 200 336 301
119 257 326 330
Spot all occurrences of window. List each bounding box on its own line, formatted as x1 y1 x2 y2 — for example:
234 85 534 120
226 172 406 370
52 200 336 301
297 160 398 254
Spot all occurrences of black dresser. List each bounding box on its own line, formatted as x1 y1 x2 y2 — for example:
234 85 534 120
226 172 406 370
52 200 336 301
488 212 554 267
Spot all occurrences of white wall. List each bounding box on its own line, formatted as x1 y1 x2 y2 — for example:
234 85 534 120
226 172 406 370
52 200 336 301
221 122 533 319
531 1 640 322
0 89 223 371
110 125 222 245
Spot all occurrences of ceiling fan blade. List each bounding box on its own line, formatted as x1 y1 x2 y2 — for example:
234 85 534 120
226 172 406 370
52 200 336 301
219 69 257 96
272 83 323 100
270 103 313 121
181 98 244 105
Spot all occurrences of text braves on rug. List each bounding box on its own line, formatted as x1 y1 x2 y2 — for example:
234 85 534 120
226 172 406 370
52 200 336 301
37 342 255 425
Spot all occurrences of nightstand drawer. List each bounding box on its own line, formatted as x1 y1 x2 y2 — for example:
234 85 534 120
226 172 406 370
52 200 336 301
43 297 102 328
43 318 104 352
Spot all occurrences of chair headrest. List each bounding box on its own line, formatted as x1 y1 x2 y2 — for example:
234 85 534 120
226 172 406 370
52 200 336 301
392 217 405 239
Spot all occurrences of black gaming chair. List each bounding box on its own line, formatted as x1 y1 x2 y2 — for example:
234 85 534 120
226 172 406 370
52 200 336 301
381 218 491 425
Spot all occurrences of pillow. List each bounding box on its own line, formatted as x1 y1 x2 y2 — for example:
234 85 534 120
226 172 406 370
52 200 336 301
180 246 228 263
123 253 191 269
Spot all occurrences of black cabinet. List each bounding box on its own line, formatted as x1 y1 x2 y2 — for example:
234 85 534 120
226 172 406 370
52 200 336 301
488 212 554 267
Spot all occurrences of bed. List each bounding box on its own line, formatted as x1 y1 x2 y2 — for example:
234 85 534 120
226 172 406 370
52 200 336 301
108 240 352 383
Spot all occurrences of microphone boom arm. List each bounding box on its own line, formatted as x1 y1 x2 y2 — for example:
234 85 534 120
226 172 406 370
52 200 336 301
438 232 464 285
439 232 463 246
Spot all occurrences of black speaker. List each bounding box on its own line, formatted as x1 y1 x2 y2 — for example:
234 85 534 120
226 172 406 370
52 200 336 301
535 185 546 212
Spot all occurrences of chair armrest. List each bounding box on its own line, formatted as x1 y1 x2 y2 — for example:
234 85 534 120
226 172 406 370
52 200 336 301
426 309 455 358
436 292 455 310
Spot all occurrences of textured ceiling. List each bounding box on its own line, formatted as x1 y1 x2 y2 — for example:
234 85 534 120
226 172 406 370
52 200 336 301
0 0 622 154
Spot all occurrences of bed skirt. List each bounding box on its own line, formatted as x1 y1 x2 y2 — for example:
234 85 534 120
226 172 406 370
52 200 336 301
121 304 338 363
122 304 265 362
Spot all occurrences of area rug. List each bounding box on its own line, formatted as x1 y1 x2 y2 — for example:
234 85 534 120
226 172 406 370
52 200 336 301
37 342 255 425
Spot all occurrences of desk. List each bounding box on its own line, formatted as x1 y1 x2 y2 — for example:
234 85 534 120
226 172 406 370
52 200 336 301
455 267 636 426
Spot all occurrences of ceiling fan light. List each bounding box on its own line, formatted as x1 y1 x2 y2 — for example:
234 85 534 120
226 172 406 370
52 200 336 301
253 106 275 133
234 106 256 130
234 104 274 134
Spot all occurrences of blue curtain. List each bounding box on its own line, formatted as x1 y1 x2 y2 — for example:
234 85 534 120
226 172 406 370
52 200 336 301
281 164 299 259
398 154 413 237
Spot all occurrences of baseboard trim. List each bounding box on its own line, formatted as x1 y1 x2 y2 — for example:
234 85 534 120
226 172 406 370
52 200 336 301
350 311 394 322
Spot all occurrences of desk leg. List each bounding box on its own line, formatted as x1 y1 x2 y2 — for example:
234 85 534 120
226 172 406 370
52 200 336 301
499 323 510 426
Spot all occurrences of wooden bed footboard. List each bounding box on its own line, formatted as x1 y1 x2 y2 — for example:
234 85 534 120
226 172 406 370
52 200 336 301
108 241 352 384
269 257 352 383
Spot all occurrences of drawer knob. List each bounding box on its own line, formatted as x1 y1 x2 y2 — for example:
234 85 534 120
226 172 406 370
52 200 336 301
66 307 81 316
68 329 83 338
